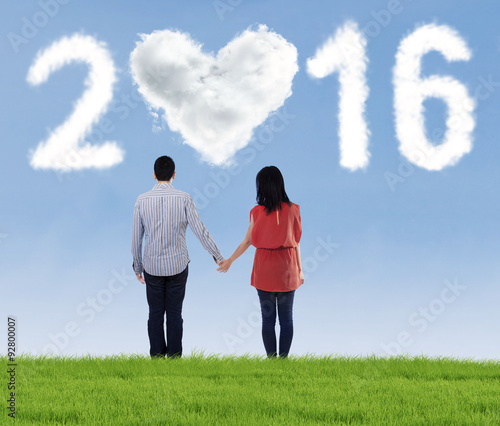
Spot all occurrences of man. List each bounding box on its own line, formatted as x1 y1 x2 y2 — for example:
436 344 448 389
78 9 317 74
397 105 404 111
132 156 224 358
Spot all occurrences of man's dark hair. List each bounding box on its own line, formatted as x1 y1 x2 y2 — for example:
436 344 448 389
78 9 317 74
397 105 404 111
154 156 175 181
256 166 291 215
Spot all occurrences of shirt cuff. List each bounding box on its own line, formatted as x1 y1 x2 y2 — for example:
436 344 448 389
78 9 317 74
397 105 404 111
132 261 144 275
213 253 224 263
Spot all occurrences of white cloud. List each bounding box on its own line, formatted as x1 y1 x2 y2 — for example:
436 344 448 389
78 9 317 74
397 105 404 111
27 33 124 172
307 21 370 171
393 23 475 171
130 25 298 165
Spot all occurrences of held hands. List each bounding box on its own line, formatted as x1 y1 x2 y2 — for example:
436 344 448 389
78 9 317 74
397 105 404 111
217 258 233 273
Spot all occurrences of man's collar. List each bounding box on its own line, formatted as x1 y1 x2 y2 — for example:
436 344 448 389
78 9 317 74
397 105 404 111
153 181 174 189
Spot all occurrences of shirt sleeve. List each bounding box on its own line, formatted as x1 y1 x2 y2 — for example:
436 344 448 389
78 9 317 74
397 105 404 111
294 204 302 245
186 195 224 263
250 206 257 247
131 199 145 274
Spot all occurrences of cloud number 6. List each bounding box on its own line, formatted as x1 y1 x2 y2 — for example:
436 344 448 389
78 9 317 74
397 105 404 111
393 23 475 171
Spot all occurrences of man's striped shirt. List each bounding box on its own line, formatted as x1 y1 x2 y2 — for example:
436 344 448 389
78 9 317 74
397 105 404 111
132 182 223 276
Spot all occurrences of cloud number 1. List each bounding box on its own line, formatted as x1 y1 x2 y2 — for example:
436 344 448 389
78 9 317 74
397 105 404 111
27 34 124 172
307 21 370 171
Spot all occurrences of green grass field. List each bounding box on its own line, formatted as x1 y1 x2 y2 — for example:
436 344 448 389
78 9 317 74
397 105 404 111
3 353 500 425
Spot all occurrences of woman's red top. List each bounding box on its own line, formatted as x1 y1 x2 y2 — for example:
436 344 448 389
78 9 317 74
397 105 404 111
250 202 302 292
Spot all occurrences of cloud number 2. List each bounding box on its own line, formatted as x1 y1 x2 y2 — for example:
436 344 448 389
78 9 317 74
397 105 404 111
27 34 124 172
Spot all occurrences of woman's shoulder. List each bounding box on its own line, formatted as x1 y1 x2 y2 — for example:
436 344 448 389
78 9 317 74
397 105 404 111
288 203 300 220
250 204 265 215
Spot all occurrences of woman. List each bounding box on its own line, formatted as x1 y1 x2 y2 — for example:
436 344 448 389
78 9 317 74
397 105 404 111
217 166 304 358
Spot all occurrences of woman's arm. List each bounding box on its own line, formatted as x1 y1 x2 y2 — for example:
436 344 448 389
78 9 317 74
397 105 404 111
295 243 305 284
217 216 254 273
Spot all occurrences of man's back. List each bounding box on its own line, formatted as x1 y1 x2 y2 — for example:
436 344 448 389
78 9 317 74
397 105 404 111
132 182 223 277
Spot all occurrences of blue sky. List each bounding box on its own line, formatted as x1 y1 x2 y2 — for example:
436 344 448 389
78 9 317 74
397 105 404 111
1 0 499 360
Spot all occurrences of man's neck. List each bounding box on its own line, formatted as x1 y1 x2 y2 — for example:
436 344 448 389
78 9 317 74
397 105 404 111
156 180 172 184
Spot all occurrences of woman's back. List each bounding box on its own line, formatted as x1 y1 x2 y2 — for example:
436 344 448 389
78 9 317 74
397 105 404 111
250 202 302 292
251 202 301 250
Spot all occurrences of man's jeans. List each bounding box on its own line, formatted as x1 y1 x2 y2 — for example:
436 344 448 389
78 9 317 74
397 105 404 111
144 266 188 358
257 289 295 358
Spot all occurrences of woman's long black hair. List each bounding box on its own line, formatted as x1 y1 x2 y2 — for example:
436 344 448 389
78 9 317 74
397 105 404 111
256 166 291 214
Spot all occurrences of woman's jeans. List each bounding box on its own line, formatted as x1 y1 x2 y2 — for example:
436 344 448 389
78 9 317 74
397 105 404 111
257 289 295 358
144 266 188 358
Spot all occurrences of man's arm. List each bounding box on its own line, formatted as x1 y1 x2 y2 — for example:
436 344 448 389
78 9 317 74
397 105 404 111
186 196 224 263
131 200 145 282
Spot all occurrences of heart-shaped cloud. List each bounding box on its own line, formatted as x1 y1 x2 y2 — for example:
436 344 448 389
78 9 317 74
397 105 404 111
130 25 298 165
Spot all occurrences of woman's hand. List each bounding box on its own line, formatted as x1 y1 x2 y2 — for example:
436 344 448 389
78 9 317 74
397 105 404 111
217 259 233 273
299 270 305 284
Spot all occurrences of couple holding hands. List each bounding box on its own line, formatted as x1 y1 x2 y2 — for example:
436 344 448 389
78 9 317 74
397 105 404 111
132 156 304 359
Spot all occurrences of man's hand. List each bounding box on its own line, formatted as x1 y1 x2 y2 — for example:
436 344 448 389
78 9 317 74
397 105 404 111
217 259 233 273
136 273 145 284
299 270 305 284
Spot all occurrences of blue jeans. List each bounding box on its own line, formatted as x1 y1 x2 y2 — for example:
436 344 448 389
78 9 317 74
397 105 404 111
257 289 295 358
144 266 188 358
